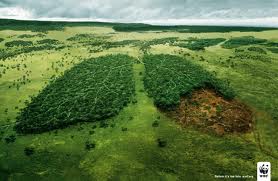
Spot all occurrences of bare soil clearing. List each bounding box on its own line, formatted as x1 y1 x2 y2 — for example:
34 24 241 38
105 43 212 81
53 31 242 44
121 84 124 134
164 89 253 135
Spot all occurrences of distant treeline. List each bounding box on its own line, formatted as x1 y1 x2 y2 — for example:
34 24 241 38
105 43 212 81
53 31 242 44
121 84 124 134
0 19 118 32
112 24 277 33
1 19 277 33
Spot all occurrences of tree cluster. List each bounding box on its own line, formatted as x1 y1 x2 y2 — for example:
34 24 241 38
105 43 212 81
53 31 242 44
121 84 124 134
143 54 235 110
222 36 267 49
112 24 277 33
5 40 33 47
174 38 226 51
18 34 46 38
15 54 135 134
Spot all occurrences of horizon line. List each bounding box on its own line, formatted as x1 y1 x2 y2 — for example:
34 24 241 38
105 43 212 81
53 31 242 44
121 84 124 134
1 17 278 28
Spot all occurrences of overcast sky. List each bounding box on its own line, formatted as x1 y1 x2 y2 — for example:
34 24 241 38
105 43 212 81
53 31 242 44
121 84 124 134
1 0 278 26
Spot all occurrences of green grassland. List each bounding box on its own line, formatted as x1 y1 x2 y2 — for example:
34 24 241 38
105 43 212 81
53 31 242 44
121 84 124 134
0 21 278 180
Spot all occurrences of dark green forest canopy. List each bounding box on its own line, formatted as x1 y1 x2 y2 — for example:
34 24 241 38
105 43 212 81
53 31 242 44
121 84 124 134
5 40 33 47
143 54 235 109
15 54 135 134
0 19 118 32
268 47 278 53
174 38 226 50
113 24 277 33
37 39 60 45
221 36 267 49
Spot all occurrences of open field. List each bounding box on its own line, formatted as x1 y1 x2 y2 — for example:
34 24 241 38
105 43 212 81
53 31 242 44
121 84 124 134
0 21 277 180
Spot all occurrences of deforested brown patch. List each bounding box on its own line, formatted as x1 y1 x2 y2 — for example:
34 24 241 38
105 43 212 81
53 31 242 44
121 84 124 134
165 89 253 135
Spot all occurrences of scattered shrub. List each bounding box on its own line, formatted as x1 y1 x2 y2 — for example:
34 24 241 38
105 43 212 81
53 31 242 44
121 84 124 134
99 121 109 128
24 147 35 156
132 99 138 104
121 127 128 132
157 138 167 147
85 141 96 150
4 135 16 143
152 120 159 127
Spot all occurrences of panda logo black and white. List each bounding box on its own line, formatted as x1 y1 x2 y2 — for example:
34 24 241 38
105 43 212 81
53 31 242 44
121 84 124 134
259 164 269 175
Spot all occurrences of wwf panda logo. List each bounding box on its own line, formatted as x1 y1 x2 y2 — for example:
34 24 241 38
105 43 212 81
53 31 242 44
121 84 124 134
257 162 271 181
259 164 269 174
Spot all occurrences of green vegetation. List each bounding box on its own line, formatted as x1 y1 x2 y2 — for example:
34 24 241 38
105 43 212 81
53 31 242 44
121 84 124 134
234 52 271 62
4 135 16 143
265 42 278 47
85 141 96 150
1 38 65 60
0 44 66 60
135 37 225 52
144 37 179 45
157 138 167 147
267 47 278 53
0 19 117 32
0 38 4 42
5 40 33 47
139 37 179 53
222 36 267 49
102 40 141 49
67 33 96 42
0 21 277 180
24 147 35 156
18 34 46 38
0 19 64 32
37 39 60 45
15 55 135 133
113 23 277 32
175 38 226 50
1 19 277 33
67 33 109 43
67 34 110 51
143 54 235 109
247 46 267 54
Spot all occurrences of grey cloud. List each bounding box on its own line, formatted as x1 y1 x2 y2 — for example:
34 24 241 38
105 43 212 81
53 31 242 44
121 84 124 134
0 0 278 24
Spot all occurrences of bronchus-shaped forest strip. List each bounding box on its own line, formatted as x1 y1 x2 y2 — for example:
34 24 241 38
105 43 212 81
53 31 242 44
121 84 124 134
15 54 135 134
143 54 235 109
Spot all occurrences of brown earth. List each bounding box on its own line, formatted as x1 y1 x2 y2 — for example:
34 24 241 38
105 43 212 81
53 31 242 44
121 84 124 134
165 89 253 135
